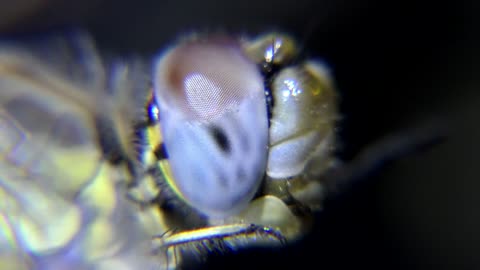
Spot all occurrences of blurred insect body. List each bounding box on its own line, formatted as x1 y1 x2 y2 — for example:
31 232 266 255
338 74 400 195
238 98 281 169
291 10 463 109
0 31 338 269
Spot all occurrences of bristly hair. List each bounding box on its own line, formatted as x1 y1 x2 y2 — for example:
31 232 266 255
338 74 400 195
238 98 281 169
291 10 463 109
154 224 287 269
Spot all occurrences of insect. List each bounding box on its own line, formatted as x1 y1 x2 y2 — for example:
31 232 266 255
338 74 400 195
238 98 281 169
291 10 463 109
0 30 338 269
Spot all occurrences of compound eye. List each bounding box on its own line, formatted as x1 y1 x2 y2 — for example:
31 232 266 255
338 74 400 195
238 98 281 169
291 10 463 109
153 37 269 218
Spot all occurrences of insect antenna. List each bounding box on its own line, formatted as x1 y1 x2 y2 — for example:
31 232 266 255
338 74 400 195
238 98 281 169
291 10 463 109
322 118 448 198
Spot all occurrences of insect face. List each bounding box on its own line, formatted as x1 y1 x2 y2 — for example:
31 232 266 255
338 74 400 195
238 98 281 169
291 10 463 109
0 31 339 269
152 34 338 220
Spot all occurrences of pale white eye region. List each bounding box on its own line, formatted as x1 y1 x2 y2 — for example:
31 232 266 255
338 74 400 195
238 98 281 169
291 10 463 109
184 73 223 119
154 38 269 218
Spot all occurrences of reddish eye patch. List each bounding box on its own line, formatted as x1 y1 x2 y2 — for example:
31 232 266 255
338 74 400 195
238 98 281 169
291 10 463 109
155 38 263 122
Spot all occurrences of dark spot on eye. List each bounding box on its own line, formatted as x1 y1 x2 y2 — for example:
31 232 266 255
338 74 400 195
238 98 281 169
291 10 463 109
154 143 169 160
209 126 230 153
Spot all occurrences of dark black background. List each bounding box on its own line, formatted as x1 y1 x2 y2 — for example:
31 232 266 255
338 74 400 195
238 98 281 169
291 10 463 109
2 0 478 269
